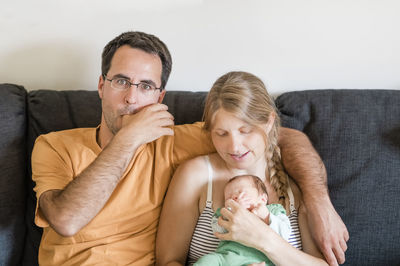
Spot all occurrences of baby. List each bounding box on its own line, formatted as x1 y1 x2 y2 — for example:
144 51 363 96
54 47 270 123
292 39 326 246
194 174 291 266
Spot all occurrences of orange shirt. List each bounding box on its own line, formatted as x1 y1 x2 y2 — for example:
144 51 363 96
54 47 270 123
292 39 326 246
32 122 214 265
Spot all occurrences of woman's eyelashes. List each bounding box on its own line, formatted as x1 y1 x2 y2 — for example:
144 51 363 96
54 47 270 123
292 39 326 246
239 127 253 134
214 130 228 137
214 127 253 137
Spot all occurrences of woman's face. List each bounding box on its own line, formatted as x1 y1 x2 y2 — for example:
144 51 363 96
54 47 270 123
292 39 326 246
210 108 270 170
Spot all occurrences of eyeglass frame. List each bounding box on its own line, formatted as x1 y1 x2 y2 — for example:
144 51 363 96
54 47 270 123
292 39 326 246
102 74 164 92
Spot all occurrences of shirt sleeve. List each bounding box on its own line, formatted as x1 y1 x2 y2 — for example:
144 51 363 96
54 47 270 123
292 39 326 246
267 204 292 241
31 134 74 227
172 122 215 167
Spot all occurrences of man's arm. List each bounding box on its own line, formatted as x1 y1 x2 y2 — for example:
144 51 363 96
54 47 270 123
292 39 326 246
279 127 327 199
38 103 174 236
278 127 349 266
39 134 138 236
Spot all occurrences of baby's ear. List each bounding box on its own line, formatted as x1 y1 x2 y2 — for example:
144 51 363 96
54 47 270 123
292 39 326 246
260 193 268 204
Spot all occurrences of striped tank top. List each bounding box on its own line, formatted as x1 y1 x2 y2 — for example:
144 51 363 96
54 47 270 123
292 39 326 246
186 156 302 265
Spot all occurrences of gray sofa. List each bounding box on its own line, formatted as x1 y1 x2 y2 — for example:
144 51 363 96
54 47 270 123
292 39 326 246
1 83 399 265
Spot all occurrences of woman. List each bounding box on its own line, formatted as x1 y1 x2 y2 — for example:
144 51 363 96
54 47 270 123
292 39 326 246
156 71 327 265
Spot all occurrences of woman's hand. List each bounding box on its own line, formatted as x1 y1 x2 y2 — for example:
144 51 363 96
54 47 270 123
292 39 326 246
251 203 270 224
214 199 273 250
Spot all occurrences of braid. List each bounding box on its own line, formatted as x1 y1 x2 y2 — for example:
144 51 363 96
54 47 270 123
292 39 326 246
266 126 290 209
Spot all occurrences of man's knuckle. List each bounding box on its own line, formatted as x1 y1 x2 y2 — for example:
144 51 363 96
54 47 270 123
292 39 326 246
327 258 336 266
321 243 331 252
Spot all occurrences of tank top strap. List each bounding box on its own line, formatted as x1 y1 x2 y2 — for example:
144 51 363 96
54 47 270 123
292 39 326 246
287 175 296 214
204 155 213 208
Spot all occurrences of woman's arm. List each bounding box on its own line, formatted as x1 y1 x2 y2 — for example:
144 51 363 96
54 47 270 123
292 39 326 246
279 127 348 265
216 199 328 266
156 157 207 266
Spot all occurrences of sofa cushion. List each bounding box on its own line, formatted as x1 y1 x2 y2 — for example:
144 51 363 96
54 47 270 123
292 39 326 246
276 89 400 266
0 84 27 266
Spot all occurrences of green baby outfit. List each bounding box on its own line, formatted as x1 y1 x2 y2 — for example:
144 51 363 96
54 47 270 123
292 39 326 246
194 204 291 266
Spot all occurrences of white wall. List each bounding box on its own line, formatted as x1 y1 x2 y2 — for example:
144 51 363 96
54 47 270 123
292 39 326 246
0 0 399 95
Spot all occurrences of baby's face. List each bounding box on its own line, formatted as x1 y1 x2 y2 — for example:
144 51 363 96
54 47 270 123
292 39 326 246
224 177 267 210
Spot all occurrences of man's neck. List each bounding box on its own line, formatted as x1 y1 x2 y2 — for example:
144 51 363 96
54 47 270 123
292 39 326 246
97 122 113 149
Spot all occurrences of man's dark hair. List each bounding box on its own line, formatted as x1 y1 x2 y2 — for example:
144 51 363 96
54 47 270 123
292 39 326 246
101 31 172 90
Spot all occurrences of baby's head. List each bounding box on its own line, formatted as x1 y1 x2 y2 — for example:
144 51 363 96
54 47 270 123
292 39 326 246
224 175 268 210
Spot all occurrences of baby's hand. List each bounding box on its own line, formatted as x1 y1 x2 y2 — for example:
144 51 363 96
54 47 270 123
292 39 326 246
247 262 266 266
251 203 270 224
234 192 253 209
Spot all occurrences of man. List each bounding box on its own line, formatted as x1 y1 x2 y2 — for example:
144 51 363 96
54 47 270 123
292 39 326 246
32 31 348 265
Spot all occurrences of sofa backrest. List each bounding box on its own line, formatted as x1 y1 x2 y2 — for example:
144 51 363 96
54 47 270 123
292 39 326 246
276 89 400 265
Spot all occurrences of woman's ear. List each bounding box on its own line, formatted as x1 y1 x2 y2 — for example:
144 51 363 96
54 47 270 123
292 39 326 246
265 113 276 134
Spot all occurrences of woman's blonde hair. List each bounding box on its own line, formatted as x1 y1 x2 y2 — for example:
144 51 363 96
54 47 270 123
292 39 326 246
203 71 289 207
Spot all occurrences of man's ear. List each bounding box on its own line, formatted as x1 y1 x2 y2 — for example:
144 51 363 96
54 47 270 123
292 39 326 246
158 89 166 103
265 113 276 134
98 75 105 99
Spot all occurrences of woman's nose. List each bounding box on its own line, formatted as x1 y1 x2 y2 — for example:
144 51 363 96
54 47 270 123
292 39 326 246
228 135 241 153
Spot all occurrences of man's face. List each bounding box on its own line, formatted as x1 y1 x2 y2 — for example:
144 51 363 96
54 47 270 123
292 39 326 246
98 45 165 135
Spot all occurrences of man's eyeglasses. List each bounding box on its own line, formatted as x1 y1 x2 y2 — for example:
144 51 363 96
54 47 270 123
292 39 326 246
103 75 162 95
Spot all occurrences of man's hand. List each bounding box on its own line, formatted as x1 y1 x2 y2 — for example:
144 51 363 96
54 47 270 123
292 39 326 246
305 198 349 265
119 103 174 148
